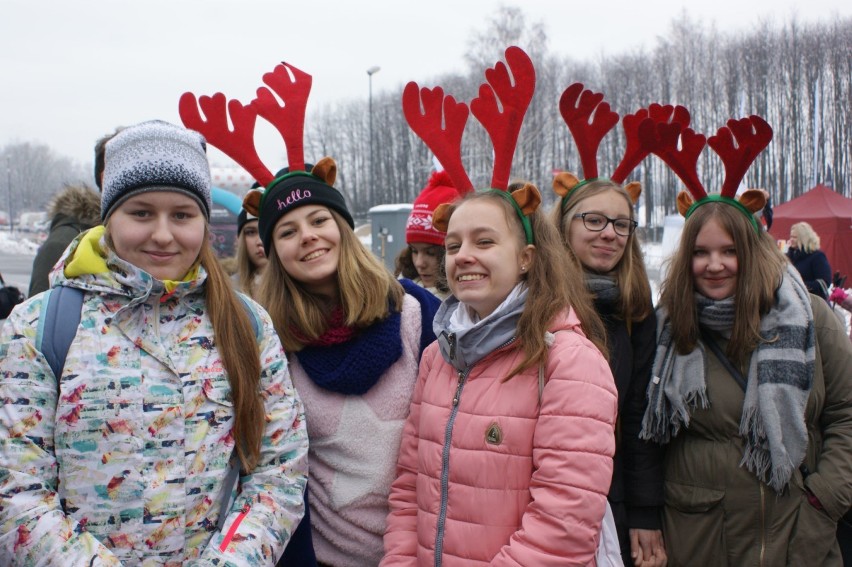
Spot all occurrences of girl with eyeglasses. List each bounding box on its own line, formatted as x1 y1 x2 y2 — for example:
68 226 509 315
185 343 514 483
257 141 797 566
553 177 666 567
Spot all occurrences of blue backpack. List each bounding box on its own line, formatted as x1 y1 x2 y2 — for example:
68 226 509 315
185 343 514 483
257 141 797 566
35 286 260 378
35 285 261 529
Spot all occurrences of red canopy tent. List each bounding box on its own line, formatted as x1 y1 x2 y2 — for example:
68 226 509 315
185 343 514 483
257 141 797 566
769 184 852 280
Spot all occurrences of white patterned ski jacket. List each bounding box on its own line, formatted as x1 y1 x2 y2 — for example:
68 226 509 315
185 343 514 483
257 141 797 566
0 233 309 566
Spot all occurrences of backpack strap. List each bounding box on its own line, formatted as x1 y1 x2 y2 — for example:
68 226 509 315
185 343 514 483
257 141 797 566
699 326 747 392
35 286 84 379
236 293 262 341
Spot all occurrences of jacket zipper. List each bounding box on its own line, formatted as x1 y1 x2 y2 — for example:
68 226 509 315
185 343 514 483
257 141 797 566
435 366 467 567
434 335 515 566
219 503 250 552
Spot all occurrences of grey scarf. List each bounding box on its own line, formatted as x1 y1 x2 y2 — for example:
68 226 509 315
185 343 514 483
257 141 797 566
434 286 527 371
641 264 815 492
585 273 619 304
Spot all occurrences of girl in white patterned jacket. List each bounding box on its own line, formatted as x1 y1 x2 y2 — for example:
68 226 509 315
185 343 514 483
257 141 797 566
0 120 309 566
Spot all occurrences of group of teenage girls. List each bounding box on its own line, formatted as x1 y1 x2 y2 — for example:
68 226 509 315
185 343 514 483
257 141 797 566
1 48 851 567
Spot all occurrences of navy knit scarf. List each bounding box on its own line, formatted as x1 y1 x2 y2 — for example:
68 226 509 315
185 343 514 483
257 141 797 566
294 278 438 395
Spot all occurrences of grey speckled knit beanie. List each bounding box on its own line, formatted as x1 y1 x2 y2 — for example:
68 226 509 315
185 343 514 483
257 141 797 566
101 120 211 220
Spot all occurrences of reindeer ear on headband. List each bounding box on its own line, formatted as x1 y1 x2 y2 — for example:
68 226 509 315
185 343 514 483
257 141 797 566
510 183 542 214
242 189 263 216
738 188 768 213
624 181 642 205
312 157 337 186
552 172 581 198
676 190 695 216
432 203 453 233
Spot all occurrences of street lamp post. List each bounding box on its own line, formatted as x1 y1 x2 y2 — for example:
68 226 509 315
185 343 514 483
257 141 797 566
5 155 12 234
367 65 381 209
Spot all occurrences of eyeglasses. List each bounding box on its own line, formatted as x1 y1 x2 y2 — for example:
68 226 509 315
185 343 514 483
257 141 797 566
572 212 638 236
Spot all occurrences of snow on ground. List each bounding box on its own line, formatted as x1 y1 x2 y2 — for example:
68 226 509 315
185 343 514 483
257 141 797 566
642 241 664 303
0 230 40 255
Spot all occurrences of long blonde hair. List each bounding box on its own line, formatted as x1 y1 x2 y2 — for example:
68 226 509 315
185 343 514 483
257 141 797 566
259 209 404 352
553 180 653 323
661 202 786 365
443 189 607 377
106 224 264 472
790 221 821 253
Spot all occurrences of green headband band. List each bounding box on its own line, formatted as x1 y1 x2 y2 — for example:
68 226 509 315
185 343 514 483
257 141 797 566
684 194 761 233
487 189 534 245
560 177 610 212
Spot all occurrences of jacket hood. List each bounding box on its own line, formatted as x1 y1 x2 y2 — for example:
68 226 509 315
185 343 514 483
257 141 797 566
49 183 102 226
434 287 527 371
51 229 207 301
434 289 585 372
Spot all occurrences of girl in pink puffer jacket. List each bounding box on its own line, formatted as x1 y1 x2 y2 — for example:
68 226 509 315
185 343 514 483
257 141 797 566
382 185 618 566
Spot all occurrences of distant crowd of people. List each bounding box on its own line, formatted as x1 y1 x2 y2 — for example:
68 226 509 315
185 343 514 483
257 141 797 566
1 48 851 567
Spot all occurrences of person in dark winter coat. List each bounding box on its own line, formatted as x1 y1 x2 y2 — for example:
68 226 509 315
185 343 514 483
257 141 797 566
553 176 666 567
643 197 852 566
787 221 832 300
29 126 124 297
638 110 852 565
28 183 101 296
549 78 668 566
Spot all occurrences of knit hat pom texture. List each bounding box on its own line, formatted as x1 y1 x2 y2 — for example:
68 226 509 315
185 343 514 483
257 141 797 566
101 120 212 220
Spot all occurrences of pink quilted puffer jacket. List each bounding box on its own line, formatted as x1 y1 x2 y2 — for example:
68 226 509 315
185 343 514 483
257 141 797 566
382 309 617 566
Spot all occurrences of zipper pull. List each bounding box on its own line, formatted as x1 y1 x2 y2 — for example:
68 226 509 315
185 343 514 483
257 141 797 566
452 371 464 406
447 332 456 360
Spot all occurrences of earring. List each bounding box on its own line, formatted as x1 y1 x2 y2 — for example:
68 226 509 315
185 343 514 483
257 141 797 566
521 265 526 272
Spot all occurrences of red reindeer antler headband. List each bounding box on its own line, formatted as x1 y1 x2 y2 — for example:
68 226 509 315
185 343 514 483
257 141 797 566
178 61 344 219
179 61 313 188
638 111 772 231
179 62 353 255
402 46 539 243
554 83 687 208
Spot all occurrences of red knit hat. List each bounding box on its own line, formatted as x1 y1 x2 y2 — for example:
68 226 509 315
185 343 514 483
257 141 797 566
406 170 460 245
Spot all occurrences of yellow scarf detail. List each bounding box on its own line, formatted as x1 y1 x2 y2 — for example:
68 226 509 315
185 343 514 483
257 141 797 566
64 225 200 291
64 226 109 277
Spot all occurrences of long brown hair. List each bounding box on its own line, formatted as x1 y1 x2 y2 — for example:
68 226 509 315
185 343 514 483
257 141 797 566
660 202 786 365
106 224 264 472
259 209 404 352
444 190 607 377
235 220 264 300
554 180 653 323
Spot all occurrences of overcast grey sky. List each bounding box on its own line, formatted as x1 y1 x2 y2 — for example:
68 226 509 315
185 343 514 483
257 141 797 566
1 0 848 170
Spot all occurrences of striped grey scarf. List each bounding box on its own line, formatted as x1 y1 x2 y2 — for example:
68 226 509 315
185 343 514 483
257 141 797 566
641 264 815 492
